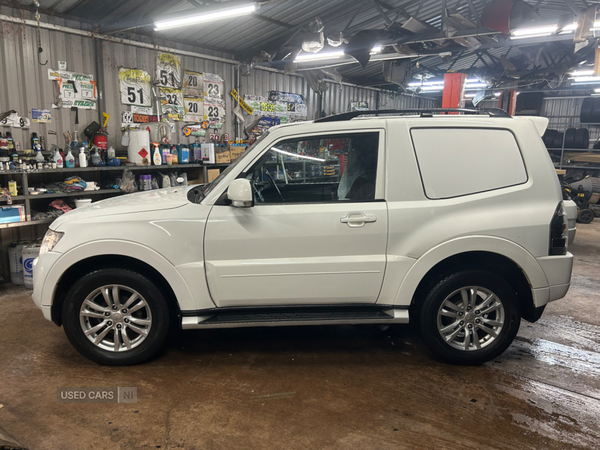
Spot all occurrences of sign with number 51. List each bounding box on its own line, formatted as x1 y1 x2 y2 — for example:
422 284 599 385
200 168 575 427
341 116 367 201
119 68 152 107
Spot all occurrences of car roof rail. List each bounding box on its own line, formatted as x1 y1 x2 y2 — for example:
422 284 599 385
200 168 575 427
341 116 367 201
313 108 511 123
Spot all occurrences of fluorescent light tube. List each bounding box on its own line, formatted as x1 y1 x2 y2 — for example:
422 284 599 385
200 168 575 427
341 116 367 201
570 70 595 76
561 23 578 32
511 32 552 40
572 76 600 83
512 25 557 36
494 92 501 97
465 82 488 88
154 3 256 31
294 51 345 62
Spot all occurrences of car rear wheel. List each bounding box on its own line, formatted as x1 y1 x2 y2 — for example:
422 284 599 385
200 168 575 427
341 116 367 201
62 268 170 366
419 270 521 365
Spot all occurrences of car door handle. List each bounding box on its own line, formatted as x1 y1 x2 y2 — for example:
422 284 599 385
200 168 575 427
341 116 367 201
341 212 377 228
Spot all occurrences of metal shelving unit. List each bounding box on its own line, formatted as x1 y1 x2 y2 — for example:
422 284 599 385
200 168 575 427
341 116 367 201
0 162 230 228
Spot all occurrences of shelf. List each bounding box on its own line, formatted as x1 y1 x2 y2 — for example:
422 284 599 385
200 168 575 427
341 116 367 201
0 219 54 229
0 195 26 201
0 163 214 175
28 189 123 200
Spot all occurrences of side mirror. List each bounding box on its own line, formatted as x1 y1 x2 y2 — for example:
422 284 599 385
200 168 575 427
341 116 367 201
227 178 253 207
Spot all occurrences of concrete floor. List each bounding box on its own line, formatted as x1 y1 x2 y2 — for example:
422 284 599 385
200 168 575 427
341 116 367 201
1 225 600 450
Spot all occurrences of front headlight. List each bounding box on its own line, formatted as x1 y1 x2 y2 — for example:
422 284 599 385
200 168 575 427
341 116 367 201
39 230 64 257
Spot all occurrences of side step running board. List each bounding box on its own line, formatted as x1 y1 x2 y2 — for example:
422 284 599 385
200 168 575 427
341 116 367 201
181 306 409 330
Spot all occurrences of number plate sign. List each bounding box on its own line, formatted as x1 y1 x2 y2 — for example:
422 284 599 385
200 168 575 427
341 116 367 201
183 70 203 97
184 97 203 122
160 88 184 121
119 68 152 107
204 73 224 101
204 99 225 126
156 52 181 88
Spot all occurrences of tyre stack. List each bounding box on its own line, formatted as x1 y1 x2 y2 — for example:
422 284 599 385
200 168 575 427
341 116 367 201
543 128 589 149
580 97 600 123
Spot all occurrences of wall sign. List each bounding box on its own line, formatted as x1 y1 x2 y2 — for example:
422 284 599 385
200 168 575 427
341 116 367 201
119 68 152 107
49 68 97 109
184 97 204 122
160 87 184 121
156 52 181 88
183 70 203 97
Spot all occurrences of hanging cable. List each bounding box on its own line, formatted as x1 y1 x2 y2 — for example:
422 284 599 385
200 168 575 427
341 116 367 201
34 0 48 66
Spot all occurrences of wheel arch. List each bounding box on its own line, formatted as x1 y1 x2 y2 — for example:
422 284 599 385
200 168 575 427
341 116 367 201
396 236 550 323
44 240 197 326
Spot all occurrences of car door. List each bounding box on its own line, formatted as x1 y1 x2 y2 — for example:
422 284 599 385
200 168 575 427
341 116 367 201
203 130 387 307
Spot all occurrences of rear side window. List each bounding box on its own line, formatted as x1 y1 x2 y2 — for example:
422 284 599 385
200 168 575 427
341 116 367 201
411 128 528 199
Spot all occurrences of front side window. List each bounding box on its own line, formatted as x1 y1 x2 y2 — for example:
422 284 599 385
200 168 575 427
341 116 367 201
245 132 379 204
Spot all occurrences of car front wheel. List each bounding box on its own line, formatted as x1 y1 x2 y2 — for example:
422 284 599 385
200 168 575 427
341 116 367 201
419 270 521 365
62 268 171 366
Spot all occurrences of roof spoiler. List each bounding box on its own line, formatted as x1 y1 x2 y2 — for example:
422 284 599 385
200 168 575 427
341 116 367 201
514 116 549 136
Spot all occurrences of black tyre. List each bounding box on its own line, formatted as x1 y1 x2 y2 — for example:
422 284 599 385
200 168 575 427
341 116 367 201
581 97 593 123
591 98 600 124
575 128 589 149
543 129 557 148
564 128 576 148
552 131 564 149
419 270 521 365
62 268 171 366
577 208 595 224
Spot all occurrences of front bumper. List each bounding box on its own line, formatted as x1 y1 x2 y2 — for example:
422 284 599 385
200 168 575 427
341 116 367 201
532 253 573 308
31 251 62 321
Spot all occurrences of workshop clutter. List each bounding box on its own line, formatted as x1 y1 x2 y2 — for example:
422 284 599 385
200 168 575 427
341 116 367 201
8 240 42 288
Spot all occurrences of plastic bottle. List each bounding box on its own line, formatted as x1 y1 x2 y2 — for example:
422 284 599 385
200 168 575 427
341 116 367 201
65 149 75 168
70 131 79 151
152 143 161 165
8 242 25 285
162 145 170 164
179 145 189 164
40 136 46 152
35 145 44 163
79 148 88 168
31 132 40 151
54 147 63 168
5 132 14 151
171 145 178 164
107 146 115 159
23 244 41 290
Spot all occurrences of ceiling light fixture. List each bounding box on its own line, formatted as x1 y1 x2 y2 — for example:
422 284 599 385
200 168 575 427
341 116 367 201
154 3 256 31
570 70 595 76
294 46 383 63
512 24 557 36
294 51 345 62
561 23 578 32
510 32 553 40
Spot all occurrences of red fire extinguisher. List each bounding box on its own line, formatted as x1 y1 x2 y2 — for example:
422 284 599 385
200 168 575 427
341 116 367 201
93 129 108 150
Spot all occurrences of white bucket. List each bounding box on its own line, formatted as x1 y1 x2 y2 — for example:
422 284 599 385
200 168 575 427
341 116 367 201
23 244 41 290
8 242 25 285
74 198 92 208
128 129 151 165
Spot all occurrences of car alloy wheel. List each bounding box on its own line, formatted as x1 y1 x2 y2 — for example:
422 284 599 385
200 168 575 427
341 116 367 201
79 284 153 352
436 286 505 351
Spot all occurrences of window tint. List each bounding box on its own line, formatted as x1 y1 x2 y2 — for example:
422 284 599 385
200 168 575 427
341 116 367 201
246 132 379 204
411 128 527 199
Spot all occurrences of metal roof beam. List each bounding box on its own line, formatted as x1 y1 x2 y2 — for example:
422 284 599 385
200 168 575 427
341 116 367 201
251 13 295 28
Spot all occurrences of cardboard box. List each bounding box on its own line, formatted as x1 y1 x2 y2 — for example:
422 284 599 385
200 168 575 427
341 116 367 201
229 144 247 162
215 145 231 164
0 205 25 224
195 169 221 184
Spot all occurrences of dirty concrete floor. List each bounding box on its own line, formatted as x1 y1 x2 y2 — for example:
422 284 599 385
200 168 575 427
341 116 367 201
1 226 600 450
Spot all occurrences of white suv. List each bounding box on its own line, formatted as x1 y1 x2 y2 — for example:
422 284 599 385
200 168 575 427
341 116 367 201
32 109 573 366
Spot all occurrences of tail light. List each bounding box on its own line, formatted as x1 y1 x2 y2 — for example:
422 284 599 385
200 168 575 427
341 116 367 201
549 202 567 255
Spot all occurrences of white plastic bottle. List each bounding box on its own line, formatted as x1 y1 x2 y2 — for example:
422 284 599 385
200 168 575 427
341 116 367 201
65 149 75 168
153 144 162 165
107 146 115 159
54 148 63 168
79 148 88 168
